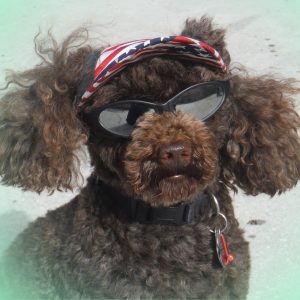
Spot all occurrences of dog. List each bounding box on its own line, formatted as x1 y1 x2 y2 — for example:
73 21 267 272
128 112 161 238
1 17 300 299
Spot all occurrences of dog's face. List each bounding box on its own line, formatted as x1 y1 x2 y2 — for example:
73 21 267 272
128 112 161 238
85 58 228 207
0 17 299 201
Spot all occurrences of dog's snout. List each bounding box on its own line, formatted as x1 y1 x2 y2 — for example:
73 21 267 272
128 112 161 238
158 143 192 168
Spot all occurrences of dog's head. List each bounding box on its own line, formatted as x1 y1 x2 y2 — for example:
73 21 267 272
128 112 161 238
1 17 300 207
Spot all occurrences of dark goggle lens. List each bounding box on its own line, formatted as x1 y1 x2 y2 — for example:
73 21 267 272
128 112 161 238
174 83 225 120
99 103 155 137
97 82 227 137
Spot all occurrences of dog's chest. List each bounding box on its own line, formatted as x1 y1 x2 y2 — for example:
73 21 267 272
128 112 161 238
6 190 249 300
58 200 229 299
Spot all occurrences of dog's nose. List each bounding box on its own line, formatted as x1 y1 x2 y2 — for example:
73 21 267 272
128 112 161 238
158 143 192 168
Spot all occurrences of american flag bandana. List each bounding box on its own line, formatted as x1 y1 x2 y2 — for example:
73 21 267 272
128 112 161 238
77 36 228 110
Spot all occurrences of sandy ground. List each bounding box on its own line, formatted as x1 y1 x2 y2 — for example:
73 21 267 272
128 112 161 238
0 0 300 299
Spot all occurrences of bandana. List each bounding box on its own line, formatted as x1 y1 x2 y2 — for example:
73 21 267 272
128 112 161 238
76 36 228 110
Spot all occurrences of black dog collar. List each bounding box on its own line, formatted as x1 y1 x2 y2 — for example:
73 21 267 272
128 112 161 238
99 181 209 225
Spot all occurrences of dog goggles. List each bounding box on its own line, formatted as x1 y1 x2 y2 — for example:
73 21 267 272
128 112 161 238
83 80 229 138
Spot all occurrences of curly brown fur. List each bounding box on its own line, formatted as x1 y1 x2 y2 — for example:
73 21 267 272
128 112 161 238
0 29 92 192
125 111 218 206
2 177 249 300
181 17 231 65
1 16 300 299
222 75 300 195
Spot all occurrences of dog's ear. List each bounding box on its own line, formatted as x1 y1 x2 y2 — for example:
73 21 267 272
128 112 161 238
0 30 92 193
181 16 230 64
222 75 300 196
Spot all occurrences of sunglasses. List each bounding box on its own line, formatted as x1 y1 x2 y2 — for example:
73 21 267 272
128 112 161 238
82 80 230 138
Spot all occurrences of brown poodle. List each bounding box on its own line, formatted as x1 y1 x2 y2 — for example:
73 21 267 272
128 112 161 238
1 17 300 299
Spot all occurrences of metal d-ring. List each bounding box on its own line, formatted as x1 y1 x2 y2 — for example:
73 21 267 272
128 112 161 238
209 193 228 234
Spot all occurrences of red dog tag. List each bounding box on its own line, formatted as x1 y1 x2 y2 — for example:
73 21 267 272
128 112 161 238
215 229 234 267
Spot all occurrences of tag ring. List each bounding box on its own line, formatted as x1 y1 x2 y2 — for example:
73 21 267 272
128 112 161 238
208 194 228 233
